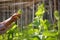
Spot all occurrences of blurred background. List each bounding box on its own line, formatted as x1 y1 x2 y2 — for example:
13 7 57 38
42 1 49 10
0 0 59 40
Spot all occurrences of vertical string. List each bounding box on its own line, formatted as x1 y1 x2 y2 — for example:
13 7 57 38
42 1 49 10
54 0 56 10
49 0 53 24
2 0 5 40
58 0 60 40
3 1 5 21
20 0 23 32
7 3 10 19
28 0 31 25
14 0 15 13
53 0 57 24
33 0 34 21
14 0 16 40
32 0 35 29
25 6 27 25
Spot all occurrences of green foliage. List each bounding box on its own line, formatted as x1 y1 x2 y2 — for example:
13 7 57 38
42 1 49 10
7 22 17 33
43 31 58 36
32 36 40 40
54 10 60 40
54 10 60 20
35 3 45 16
0 3 59 40
46 37 57 40
17 9 22 14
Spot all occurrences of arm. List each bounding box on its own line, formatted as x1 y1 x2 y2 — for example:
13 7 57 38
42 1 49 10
0 13 21 34
1 13 21 27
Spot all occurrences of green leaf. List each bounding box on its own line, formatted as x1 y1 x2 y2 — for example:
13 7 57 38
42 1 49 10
33 19 40 28
28 28 34 35
17 9 22 14
7 22 17 33
19 32 23 36
54 10 59 20
43 31 58 36
11 25 17 30
16 33 19 36
46 37 56 40
32 36 40 40
35 3 45 16
44 20 51 30
34 29 39 35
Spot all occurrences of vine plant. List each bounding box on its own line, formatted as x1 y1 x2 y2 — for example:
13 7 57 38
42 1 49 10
0 3 59 40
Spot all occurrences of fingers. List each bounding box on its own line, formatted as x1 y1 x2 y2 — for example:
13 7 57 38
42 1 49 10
12 13 21 20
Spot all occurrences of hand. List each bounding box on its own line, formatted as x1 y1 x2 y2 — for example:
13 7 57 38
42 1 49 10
11 13 21 21
12 9 22 19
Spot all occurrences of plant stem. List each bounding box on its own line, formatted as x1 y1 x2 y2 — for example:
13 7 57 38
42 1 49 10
58 17 60 40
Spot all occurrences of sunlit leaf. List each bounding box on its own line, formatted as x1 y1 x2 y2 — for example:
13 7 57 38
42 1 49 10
32 36 40 40
19 32 23 36
34 29 39 35
11 25 17 30
44 20 51 30
28 28 34 34
46 37 56 40
17 9 22 14
9 34 12 38
43 31 58 36
33 20 40 28
7 22 17 33
16 33 19 36
54 10 59 20
35 3 45 16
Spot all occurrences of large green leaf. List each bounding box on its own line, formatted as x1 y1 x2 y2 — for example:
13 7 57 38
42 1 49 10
43 31 58 36
7 22 17 33
32 36 40 40
35 3 45 16
28 28 34 35
54 10 59 20
17 9 22 14
46 37 56 40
